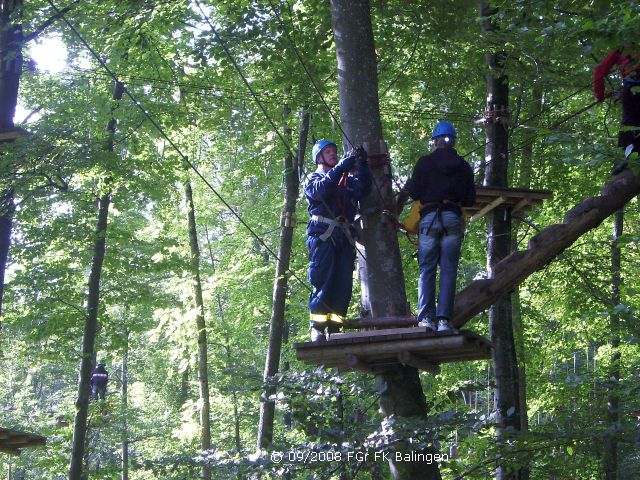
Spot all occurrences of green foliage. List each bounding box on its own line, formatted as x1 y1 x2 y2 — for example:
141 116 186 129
3 0 640 479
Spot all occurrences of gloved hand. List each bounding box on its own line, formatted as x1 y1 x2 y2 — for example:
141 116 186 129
334 153 356 174
354 145 368 164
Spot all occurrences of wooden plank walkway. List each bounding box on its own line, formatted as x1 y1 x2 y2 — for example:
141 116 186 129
0 426 46 455
294 328 492 375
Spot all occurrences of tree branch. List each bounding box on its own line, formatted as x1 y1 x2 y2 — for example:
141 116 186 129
21 1 81 45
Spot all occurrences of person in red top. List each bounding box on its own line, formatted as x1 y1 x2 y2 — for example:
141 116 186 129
594 44 640 174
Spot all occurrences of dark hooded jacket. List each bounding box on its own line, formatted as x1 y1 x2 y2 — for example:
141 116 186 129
90 365 109 387
404 147 475 216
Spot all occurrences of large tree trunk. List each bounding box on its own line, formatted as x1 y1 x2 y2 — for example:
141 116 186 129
69 81 124 480
257 107 309 449
604 210 623 480
184 177 212 480
330 2 439 479
479 4 523 479
0 0 23 324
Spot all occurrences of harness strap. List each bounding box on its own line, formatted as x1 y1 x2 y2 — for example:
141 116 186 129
311 214 354 243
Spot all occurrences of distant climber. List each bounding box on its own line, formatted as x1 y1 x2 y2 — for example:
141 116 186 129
594 44 640 174
396 121 475 332
90 361 109 400
305 140 371 342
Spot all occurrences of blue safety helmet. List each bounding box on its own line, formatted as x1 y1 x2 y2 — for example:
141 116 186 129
431 121 457 139
312 140 337 164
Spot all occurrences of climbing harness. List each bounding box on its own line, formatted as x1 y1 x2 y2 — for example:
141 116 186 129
311 214 355 244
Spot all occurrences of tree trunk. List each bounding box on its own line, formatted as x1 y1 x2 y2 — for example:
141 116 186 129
184 177 212 480
480 4 523 479
0 190 14 320
330 1 439 478
257 106 309 449
69 80 124 480
604 210 623 480
0 0 24 324
121 329 129 480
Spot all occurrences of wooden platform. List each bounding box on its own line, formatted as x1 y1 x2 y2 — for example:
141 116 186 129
294 328 492 374
0 426 46 455
464 186 553 222
0 127 30 143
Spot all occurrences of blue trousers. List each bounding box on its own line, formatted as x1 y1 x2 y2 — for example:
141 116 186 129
417 210 464 322
307 235 355 328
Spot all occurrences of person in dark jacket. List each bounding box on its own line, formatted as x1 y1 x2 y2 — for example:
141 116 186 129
90 361 109 400
594 44 640 174
397 121 476 332
305 140 371 342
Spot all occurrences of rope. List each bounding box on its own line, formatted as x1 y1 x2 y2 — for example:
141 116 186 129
45 0 318 306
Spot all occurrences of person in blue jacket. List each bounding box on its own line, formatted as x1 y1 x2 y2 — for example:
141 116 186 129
305 140 371 342
397 122 475 333
90 361 109 400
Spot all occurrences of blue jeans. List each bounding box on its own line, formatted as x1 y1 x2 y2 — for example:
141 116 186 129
417 210 463 322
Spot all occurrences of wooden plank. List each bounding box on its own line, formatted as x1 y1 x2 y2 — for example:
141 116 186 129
0 445 19 455
296 335 467 362
7 435 29 445
344 316 417 329
0 127 29 141
470 196 507 222
511 197 532 214
345 354 374 373
397 351 441 375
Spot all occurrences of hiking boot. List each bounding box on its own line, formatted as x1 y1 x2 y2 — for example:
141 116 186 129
418 318 437 331
310 327 327 343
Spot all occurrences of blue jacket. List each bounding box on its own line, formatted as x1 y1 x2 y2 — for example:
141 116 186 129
305 162 372 241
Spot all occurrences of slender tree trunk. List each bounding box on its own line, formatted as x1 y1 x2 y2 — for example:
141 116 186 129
204 226 243 454
479 4 523 480
121 329 129 480
0 0 24 323
257 106 309 449
69 80 124 480
330 2 439 479
184 177 212 480
604 210 623 480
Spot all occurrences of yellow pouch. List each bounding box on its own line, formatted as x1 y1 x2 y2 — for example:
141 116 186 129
404 200 422 234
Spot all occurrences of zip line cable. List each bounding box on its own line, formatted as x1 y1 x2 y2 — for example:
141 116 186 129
461 82 594 160
45 0 320 301
266 0 396 211
48 0 369 322
55 66 480 122
192 0 371 264
265 0 352 147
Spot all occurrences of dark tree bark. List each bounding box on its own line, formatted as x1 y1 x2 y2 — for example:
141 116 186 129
184 177 212 480
330 1 439 478
0 0 23 324
480 4 525 479
604 210 623 480
257 106 309 449
69 81 124 480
